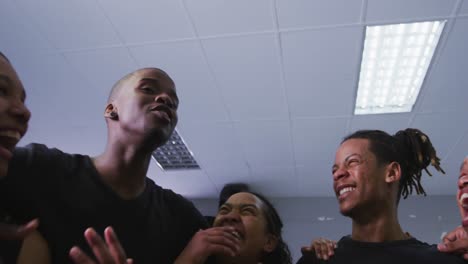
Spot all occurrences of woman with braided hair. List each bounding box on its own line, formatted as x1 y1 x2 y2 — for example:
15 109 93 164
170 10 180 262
298 128 465 264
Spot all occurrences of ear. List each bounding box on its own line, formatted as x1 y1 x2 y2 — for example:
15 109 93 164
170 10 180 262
385 161 401 184
263 234 279 253
104 103 118 120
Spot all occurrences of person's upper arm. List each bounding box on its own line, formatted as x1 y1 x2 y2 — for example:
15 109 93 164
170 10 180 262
17 230 51 264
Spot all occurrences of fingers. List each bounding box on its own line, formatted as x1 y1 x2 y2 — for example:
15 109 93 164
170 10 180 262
70 227 129 264
202 227 241 256
84 228 115 263
69 246 96 264
103 227 127 263
0 218 39 240
438 238 468 254
313 238 336 260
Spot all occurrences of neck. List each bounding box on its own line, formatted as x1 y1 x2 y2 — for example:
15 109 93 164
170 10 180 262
350 204 407 242
93 138 154 199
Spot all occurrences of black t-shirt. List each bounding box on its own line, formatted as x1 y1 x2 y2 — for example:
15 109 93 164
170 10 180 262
0 211 22 263
0 143 208 263
297 235 466 264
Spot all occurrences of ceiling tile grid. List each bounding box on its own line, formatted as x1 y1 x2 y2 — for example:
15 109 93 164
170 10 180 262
202 33 289 121
292 117 348 166
176 121 248 171
297 164 335 197
281 26 364 118
0 0 53 55
276 0 363 30
63 47 138 98
418 18 468 113
2 0 467 198
15 0 122 50
130 41 230 123
183 0 275 37
233 120 295 168
248 166 299 197
98 0 194 44
460 0 468 14
203 165 252 194
148 162 218 198
365 0 458 23
349 113 412 135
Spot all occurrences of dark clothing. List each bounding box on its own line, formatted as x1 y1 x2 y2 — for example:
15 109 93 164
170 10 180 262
0 211 22 263
0 143 207 263
297 235 466 264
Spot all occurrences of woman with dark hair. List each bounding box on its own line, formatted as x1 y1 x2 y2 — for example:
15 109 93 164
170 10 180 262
298 128 465 263
175 191 292 264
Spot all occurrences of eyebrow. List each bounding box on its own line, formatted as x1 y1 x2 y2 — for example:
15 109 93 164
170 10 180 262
0 74 26 101
332 153 361 171
140 77 179 102
222 202 258 209
0 74 12 84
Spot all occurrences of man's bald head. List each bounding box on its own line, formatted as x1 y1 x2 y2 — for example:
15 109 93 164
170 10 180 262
107 68 173 103
0 52 10 63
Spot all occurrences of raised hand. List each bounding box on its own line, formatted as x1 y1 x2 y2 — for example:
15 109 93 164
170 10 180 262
174 226 241 264
0 218 38 240
438 226 468 260
69 227 133 264
301 237 337 261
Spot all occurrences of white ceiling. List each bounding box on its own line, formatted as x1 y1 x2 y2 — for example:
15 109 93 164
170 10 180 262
1 0 468 198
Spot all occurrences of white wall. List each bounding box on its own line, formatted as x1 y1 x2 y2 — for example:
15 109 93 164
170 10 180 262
192 195 460 262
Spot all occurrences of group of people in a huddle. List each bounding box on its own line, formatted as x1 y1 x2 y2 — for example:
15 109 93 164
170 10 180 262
0 51 467 264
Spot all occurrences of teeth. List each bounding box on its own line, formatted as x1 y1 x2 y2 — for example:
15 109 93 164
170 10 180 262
460 193 468 204
232 231 241 239
0 130 20 141
339 187 355 196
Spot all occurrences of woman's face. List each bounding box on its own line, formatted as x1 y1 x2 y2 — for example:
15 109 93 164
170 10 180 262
0 56 30 177
213 192 277 262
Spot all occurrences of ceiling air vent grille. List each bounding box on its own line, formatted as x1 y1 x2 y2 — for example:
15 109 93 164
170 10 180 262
152 130 200 170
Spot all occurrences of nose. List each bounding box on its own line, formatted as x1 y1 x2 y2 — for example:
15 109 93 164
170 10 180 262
459 177 468 189
220 210 241 225
333 166 349 182
9 99 31 124
155 93 176 109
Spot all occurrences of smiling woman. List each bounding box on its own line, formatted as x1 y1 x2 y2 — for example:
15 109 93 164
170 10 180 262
175 191 292 264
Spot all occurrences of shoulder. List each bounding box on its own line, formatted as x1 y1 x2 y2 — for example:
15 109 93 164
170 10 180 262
393 239 466 263
146 179 207 225
296 255 321 264
7 143 90 183
11 143 76 169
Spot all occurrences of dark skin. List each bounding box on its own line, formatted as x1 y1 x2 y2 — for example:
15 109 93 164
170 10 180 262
0 55 50 263
92 68 178 200
333 139 407 242
0 55 36 240
68 68 179 262
303 148 468 261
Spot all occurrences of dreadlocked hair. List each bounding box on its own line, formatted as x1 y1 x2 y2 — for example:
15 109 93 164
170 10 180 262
343 128 444 203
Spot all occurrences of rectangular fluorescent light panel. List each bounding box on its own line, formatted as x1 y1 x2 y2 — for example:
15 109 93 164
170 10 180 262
354 20 446 115
152 130 200 170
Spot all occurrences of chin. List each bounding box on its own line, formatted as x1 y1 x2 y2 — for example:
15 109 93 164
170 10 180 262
339 204 356 217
